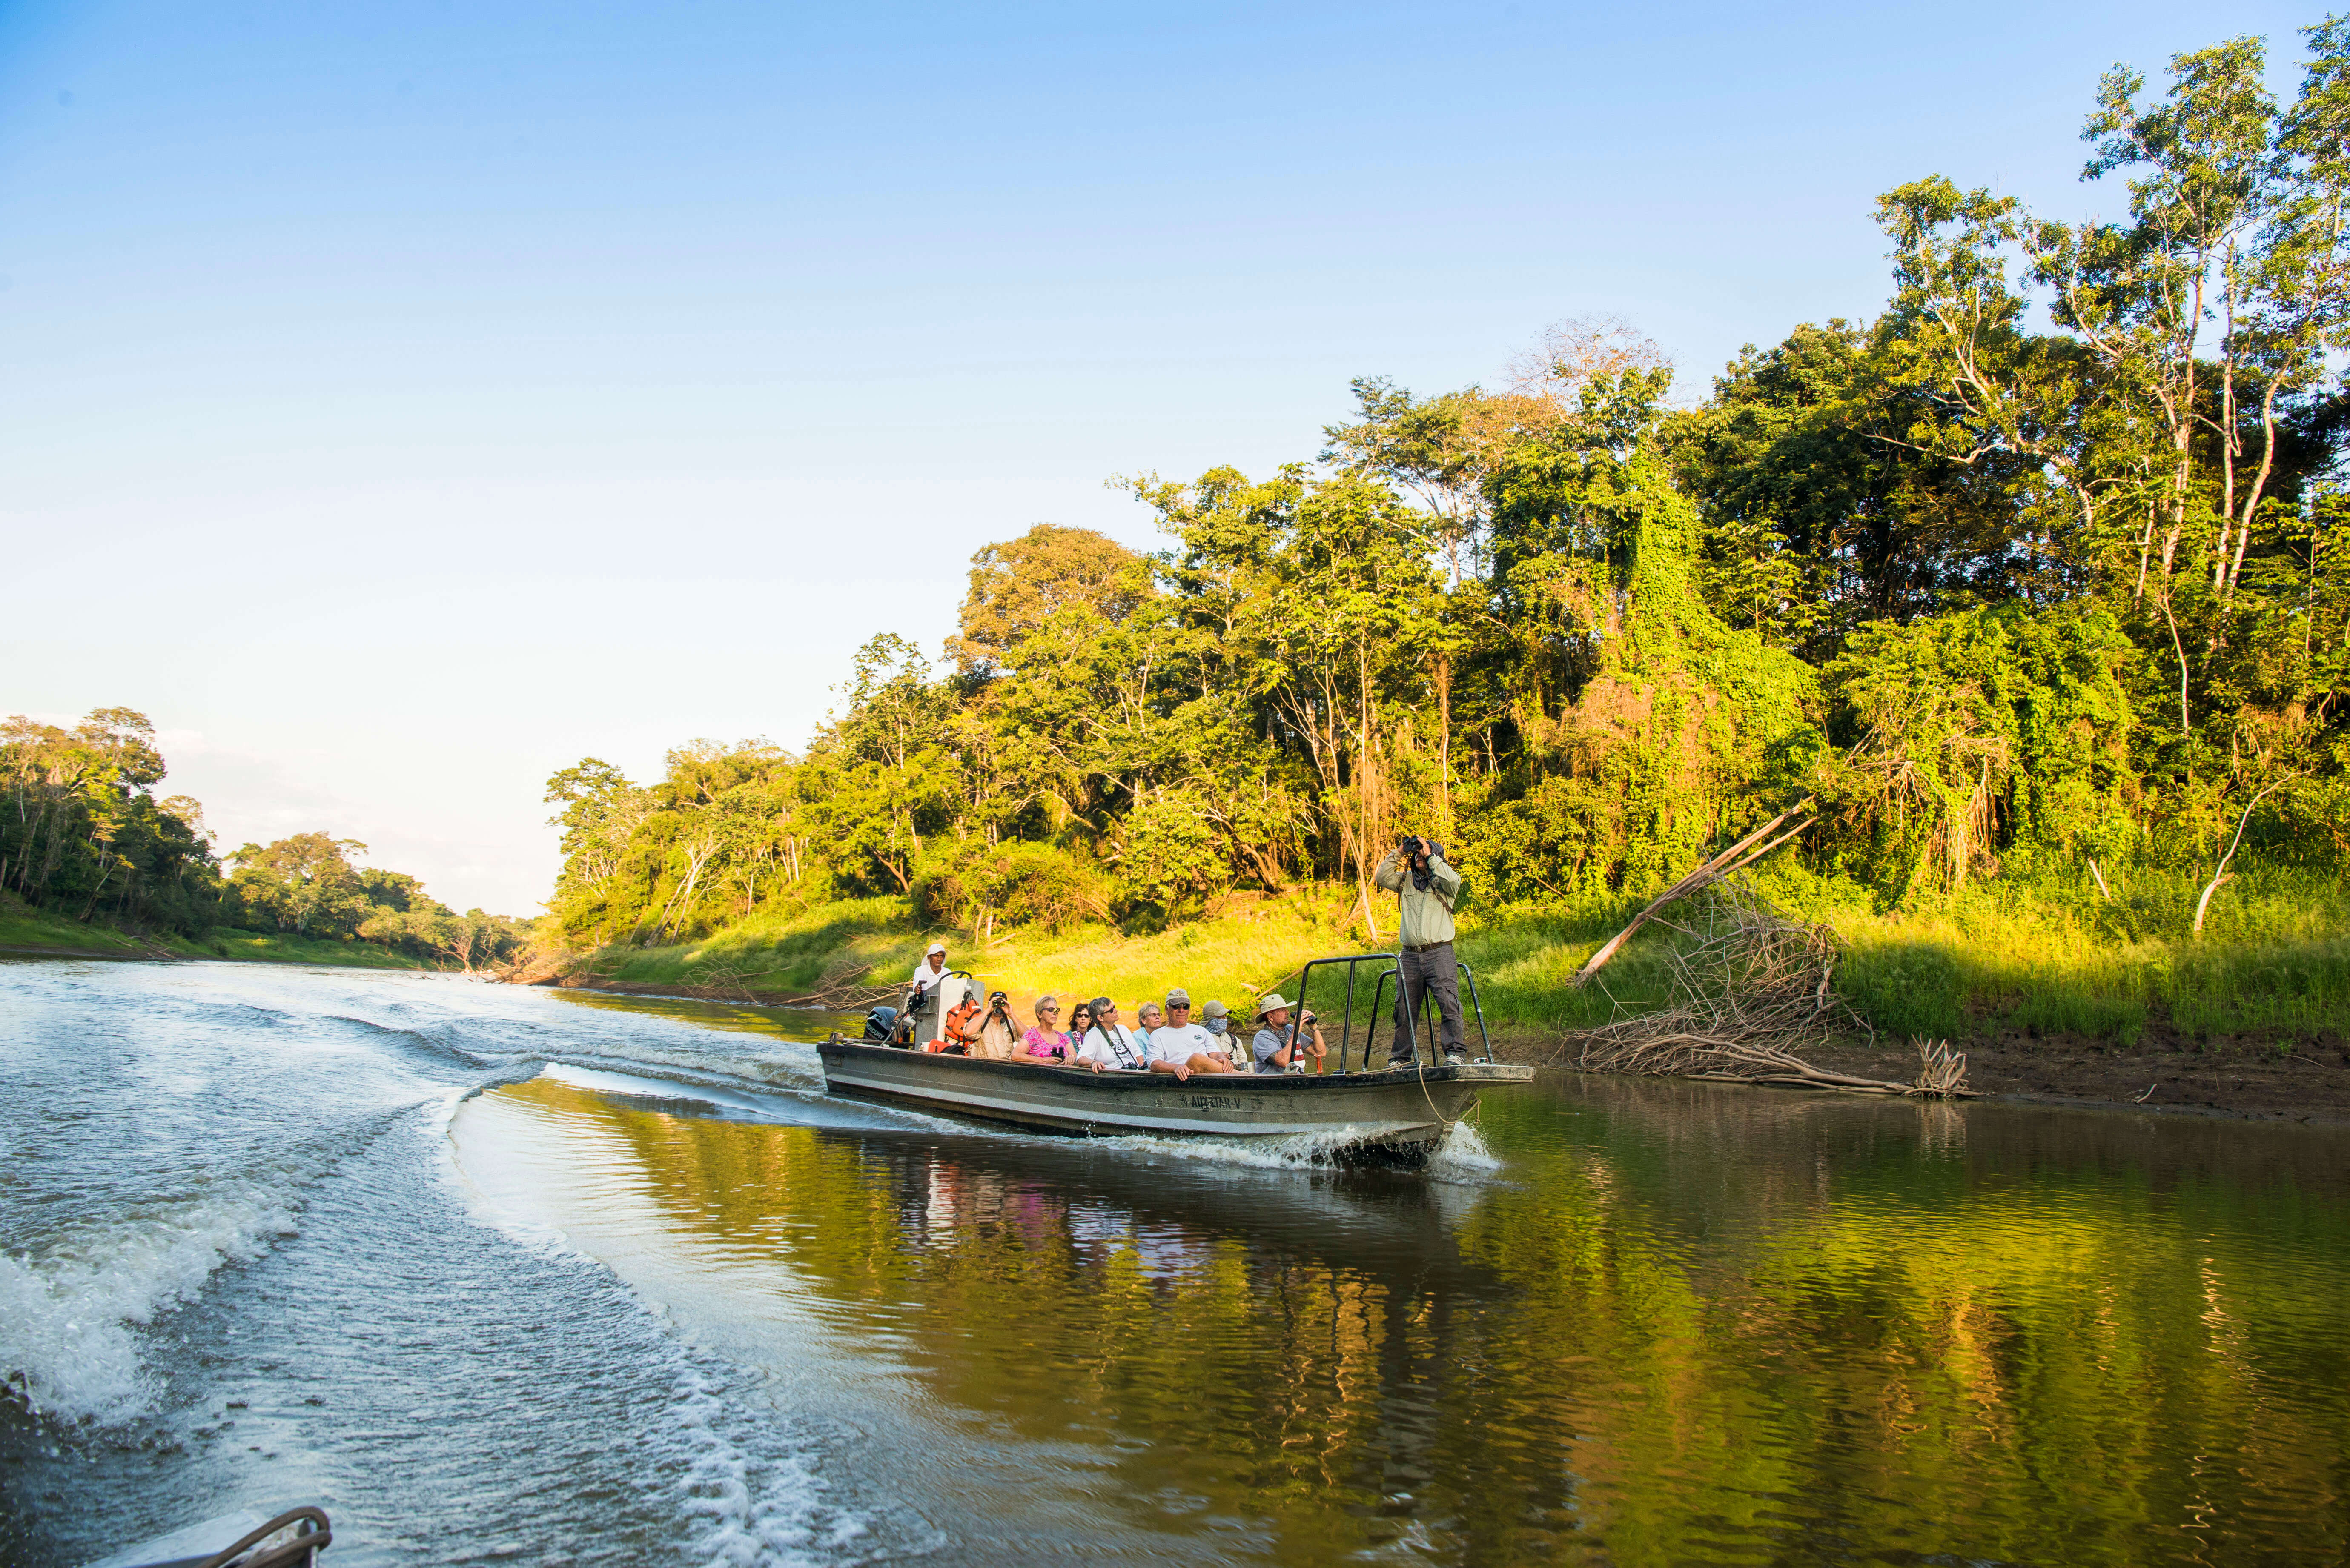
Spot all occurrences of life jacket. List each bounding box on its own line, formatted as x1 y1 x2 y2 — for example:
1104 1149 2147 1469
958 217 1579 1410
931 996 983 1053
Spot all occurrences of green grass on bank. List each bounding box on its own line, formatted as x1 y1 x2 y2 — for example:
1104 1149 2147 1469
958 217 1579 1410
577 887 1688 1041
0 893 432 969
192 927 433 968
1825 866 2350 1046
571 861 2350 1053
0 894 159 955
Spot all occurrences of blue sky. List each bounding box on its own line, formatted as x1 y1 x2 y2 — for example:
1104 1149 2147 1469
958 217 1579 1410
2 0 2321 913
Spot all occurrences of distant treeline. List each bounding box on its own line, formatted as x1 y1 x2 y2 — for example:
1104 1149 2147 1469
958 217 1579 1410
0 709 529 967
545 23 2350 952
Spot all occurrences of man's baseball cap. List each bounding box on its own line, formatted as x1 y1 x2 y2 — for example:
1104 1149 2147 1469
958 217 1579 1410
1164 987 1191 1007
926 941 947 955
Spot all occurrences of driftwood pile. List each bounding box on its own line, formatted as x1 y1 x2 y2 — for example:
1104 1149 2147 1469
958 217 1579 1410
522 946 900 1011
679 955 898 1010
1559 879 1969 1099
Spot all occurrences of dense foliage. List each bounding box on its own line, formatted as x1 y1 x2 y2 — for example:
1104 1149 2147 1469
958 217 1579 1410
548 24 2350 952
1 708 528 966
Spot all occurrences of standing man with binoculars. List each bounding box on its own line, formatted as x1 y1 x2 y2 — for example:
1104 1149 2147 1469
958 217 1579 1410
1373 835 1465 1067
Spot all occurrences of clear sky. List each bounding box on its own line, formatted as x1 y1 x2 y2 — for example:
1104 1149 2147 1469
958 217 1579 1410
2 0 2321 915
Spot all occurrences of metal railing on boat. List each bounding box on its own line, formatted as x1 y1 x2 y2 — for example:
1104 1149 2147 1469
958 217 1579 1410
1282 953 1494 1071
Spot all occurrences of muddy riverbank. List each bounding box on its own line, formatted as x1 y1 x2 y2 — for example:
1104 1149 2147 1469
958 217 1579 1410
514 964 2350 1125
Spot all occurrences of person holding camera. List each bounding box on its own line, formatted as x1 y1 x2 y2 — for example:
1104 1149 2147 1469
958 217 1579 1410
1250 993 1327 1073
1373 834 1465 1066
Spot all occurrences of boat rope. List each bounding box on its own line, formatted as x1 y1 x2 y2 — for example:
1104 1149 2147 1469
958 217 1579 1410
1411 1053 1460 1129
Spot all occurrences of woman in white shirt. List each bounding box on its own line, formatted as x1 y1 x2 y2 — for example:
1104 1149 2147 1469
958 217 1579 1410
1075 996 1149 1072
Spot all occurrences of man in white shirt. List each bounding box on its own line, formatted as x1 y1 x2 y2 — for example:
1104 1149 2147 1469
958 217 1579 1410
1076 996 1148 1072
909 941 950 996
1146 990 1235 1078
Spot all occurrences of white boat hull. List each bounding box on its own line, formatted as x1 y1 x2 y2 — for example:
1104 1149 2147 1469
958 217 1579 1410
817 1039 1533 1155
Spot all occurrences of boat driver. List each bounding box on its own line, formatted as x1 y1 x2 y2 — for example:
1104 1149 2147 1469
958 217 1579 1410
1076 996 1148 1073
909 941 951 996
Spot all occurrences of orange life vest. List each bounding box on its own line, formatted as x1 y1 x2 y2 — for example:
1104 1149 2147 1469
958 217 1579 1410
930 996 983 1052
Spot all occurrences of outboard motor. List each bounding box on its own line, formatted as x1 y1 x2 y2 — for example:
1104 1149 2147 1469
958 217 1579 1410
862 1004 899 1042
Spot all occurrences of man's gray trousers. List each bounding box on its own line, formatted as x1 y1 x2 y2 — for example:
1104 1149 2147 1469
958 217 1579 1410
1391 941 1464 1061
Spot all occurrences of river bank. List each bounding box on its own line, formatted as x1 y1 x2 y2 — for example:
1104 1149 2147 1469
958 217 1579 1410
0 913 436 970
512 961 2350 1124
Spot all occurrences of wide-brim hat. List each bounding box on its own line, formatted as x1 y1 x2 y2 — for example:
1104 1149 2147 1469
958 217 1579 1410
1255 992 1293 1017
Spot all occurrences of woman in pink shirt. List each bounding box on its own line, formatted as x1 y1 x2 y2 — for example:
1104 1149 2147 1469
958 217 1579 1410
1022 995 1075 1065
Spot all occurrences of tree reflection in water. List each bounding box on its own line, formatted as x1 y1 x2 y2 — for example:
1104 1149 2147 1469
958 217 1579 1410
481 1070 2350 1565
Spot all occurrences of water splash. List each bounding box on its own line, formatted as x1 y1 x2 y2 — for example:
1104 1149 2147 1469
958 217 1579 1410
0 1190 289 1425
1093 1120 1461 1170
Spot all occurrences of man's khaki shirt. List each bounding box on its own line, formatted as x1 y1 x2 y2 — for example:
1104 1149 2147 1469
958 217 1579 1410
1373 849 1461 947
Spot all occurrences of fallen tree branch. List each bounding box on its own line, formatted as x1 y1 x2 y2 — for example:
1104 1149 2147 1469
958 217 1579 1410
1572 799 1813 988
1552 881 1969 1098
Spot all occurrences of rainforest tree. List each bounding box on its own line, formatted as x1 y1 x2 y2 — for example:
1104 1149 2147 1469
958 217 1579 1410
545 18 2350 951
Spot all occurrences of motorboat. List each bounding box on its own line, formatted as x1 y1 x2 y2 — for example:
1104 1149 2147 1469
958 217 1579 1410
820 952 1533 1159
81 1505 329 1568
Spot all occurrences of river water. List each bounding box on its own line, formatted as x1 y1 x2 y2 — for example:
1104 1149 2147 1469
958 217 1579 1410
3 959 2344 1566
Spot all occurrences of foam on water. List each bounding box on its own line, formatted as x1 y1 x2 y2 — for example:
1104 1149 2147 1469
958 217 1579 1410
1095 1117 1502 1175
438 1096 889 1565
0 1187 289 1425
668 1367 871 1568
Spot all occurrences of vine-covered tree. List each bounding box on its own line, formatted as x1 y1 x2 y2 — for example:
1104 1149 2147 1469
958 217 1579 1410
545 19 2350 952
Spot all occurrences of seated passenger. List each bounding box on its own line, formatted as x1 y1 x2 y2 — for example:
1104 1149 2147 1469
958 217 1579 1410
1146 989 1236 1079
976 990 1021 1059
1021 996 1075 1066
1134 1001 1163 1048
1251 993 1328 1073
1077 996 1148 1072
1199 999 1242 1069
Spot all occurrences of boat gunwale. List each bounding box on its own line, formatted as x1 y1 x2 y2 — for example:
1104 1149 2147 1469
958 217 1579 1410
816 1038 1531 1092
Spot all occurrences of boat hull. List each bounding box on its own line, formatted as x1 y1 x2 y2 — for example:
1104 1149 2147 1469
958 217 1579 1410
817 1039 1533 1153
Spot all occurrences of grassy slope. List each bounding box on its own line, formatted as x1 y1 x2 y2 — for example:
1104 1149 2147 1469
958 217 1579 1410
577 862 2350 1051
0 897 159 955
0 895 431 969
190 928 434 968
